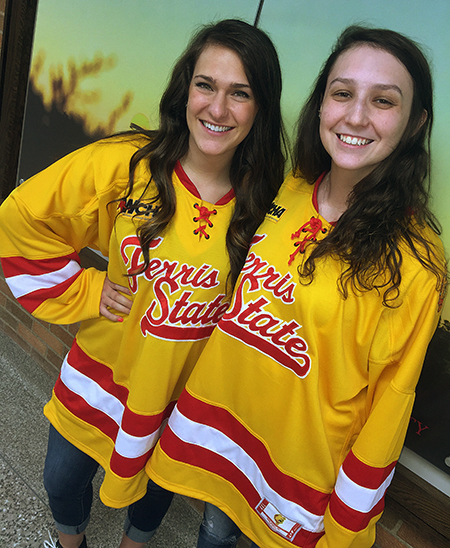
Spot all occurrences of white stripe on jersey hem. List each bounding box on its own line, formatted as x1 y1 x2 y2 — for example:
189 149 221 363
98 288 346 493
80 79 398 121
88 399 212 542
60 357 124 426
168 406 325 533
60 358 169 460
115 418 169 459
6 260 81 298
334 466 395 513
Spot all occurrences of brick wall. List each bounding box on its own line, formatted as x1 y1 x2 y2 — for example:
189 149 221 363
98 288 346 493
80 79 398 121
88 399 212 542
376 494 449 548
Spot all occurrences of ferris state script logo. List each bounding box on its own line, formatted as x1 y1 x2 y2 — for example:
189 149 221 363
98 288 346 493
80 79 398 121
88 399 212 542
120 235 229 341
219 234 311 378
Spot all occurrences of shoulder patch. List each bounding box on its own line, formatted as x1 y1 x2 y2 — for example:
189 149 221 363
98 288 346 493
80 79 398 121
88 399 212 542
118 198 157 218
266 202 287 223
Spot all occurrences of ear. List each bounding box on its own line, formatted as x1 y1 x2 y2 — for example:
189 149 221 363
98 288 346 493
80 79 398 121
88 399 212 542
416 109 428 133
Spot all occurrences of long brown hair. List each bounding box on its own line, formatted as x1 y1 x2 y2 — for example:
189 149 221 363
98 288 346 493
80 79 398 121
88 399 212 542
294 25 445 305
121 19 286 290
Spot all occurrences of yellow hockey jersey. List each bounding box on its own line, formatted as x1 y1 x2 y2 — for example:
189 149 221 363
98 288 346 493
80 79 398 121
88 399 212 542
0 136 235 508
147 173 446 548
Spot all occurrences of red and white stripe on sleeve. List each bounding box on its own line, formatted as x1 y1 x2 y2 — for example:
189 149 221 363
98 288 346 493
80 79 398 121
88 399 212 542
1 252 82 313
329 450 396 531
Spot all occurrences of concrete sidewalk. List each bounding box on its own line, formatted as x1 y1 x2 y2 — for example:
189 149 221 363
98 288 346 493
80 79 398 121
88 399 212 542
0 329 203 547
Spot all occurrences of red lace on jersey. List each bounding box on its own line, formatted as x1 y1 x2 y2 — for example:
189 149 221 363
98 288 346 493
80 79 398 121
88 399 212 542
288 216 328 265
193 203 217 240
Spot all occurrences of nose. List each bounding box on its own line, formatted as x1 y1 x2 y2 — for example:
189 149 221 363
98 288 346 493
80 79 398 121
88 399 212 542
208 92 228 120
345 98 369 127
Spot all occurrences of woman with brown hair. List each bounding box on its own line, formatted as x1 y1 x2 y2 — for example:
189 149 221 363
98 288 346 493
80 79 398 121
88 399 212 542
146 25 446 548
0 18 286 548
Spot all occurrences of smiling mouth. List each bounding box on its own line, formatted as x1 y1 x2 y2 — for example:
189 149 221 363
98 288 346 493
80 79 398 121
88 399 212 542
338 134 373 146
202 121 233 133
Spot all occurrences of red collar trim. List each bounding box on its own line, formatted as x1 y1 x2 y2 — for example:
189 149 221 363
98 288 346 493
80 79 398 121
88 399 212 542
175 160 200 198
215 188 235 205
312 172 327 212
174 161 235 205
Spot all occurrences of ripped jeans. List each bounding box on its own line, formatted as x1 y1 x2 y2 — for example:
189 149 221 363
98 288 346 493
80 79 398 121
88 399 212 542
198 502 260 548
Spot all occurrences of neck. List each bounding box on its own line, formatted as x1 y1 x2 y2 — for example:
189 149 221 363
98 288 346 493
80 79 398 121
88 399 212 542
317 170 355 223
181 148 233 204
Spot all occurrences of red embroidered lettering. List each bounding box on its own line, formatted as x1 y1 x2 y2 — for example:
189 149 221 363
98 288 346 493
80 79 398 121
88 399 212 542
141 289 228 341
120 236 163 292
221 234 311 378
120 236 229 341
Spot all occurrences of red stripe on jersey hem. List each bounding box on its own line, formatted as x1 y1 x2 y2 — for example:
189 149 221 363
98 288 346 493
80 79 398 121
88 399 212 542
54 377 120 441
60 340 179 425
55 378 158 479
329 490 385 532
175 390 329 514
160 426 324 548
110 402 176 477
67 342 129 404
342 450 397 490
18 269 83 313
64 342 174 437
121 400 176 438
219 320 311 378
110 446 155 478
0 252 80 277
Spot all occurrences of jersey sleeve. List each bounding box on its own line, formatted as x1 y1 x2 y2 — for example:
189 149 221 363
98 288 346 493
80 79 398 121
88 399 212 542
317 255 445 548
0 141 130 324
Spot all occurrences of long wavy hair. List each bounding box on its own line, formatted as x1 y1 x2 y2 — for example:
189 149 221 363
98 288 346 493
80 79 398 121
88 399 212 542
294 25 445 306
120 19 286 290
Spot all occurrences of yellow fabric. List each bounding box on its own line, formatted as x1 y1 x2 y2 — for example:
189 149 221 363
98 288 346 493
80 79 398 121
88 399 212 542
147 173 445 547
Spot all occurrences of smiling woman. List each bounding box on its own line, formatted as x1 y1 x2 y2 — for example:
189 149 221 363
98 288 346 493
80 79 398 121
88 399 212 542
319 45 414 198
183 45 258 203
294 25 441 303
145 25 447 548
0 18 286 548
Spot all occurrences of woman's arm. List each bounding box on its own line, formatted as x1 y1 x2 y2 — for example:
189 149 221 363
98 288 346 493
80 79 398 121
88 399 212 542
317 260 445 548
0 141 132 324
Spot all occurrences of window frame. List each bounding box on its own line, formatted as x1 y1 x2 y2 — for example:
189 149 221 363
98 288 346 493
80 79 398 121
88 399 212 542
0 0 38 201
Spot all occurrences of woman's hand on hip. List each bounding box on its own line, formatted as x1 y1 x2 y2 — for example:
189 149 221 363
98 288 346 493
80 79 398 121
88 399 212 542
100 275 133 322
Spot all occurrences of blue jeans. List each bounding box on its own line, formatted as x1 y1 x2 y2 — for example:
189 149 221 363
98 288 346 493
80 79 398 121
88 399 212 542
197 503 260 548
43 425 174 543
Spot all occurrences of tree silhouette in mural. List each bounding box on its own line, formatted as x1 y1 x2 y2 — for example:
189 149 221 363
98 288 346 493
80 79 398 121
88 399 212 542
19 52 133 181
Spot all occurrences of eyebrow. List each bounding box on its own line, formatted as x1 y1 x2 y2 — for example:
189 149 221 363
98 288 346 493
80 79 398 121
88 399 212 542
329 77 403 96
193 74 251 89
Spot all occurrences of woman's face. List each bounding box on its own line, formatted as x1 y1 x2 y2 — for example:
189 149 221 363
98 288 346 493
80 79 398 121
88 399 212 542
186 45 258 166
319 44 414 183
